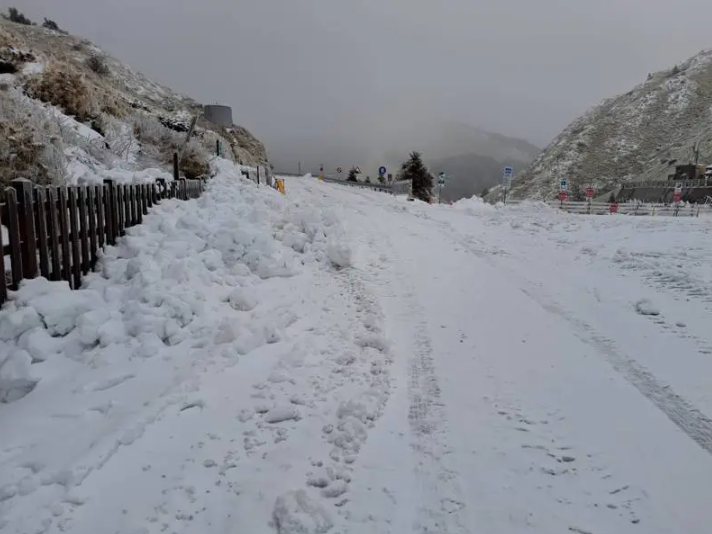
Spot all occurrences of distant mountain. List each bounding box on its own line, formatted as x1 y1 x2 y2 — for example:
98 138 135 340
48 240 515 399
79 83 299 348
267 117 539 193
494 48 712 201
427 153 504 202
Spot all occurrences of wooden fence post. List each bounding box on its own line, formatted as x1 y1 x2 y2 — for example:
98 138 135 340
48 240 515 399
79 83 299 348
104 179 117 245
0 216 6 304
67 187 82 289
46 187 62 281
156 178 166 201
173 152 179 181
5 188 22 289
34 188 50 279
11 178 38 280
179 178 187 200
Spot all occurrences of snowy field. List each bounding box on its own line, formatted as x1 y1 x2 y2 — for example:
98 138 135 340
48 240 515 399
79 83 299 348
2 167 712 534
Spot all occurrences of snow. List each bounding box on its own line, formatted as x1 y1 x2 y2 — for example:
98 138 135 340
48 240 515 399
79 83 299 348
21 61 45 75
2 171 712 533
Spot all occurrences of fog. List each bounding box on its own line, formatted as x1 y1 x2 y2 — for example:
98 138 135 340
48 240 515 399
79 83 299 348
7 0 712 172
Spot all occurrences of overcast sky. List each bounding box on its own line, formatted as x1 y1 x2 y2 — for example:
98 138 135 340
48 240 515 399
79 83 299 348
6 0 712 150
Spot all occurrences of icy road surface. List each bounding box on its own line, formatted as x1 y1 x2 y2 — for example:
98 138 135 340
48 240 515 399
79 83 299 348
1 166 711 534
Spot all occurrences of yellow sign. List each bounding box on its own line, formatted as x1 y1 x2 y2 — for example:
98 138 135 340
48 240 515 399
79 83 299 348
275 178 285 194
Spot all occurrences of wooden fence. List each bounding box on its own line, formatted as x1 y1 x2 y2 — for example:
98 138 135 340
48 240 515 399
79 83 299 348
1 176 208 306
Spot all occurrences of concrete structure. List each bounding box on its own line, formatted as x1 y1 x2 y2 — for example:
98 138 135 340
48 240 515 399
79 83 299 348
203 104 233 127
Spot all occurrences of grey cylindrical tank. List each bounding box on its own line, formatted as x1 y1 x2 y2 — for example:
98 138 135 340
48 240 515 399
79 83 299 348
203 104 233 127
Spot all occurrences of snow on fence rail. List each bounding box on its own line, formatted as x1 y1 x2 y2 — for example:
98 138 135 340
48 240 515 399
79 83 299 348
1 175 209 307
504 199 710 217
320 176 411 195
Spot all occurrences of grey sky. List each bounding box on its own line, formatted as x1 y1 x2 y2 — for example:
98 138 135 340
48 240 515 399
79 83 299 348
7 0 712 150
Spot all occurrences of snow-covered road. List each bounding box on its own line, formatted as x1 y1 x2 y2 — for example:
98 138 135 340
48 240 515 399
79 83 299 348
1 167 711 534
298 179 712 534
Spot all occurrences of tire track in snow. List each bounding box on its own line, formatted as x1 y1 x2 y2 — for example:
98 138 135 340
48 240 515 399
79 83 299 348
518 287 712 456
376 227 468 534
429 216 712 457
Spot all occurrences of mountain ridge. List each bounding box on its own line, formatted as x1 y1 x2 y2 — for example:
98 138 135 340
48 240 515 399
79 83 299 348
497 48 712 201
0 14 267 189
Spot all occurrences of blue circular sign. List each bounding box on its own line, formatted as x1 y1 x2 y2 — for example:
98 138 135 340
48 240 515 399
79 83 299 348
378 166 387 175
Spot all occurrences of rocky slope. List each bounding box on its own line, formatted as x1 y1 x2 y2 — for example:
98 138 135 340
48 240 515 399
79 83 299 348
499 48 712 201
0 15 267 189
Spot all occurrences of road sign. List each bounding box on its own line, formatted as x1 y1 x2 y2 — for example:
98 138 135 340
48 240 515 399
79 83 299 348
503 166 513 176
610 202 619 214
437 172 446 186
675 182 682 192
560 178 568 191
674 191 682 203
337 167 342 174
559 191 568 202
585 187 594 198
355 166 361 174
378 166 387 176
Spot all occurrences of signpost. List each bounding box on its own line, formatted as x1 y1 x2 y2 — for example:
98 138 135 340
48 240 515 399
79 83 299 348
437 172 447 204
673 183 682 204
337 167 342 174
319 164 324 181
585 186 594 214
502 166 513 204
558 177 569 208
378 166 387 185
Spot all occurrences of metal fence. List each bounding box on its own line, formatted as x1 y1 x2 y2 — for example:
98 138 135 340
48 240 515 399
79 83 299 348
319 176 411 196
504 199 710 217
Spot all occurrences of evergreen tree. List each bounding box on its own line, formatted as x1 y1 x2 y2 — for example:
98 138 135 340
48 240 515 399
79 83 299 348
42 18 66 33
398 151 433 202
570 182 585 201
3 8 34 25
346 167 358 182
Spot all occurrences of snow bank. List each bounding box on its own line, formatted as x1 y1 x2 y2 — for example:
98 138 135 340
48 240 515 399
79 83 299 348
452 195 495 215
71 165 174 186
0 159 352 402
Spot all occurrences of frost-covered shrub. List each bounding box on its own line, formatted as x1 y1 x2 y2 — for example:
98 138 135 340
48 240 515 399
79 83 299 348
0 87 67 187
24 63 97 122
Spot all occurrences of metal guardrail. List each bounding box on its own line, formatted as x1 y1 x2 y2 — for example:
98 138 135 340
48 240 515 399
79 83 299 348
504 199 709 217
625 179 712 189
318 176 411 196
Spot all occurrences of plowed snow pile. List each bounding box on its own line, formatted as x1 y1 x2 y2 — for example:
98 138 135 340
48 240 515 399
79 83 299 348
0 163 392 534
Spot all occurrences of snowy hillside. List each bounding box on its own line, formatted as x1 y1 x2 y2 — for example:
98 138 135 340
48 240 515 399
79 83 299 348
0 15 267 189
502 48 712 200
2 168 712 533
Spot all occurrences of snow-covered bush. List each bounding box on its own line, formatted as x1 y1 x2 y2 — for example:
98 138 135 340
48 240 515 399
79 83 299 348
0 86 67 187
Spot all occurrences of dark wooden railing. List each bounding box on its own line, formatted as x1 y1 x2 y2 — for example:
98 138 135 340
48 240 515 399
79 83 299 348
1 175 208 306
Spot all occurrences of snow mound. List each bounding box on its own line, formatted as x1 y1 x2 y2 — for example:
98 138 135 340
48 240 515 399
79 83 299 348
635 298 660 316
273 489 333 534
0 159 353 402
453 195 495 215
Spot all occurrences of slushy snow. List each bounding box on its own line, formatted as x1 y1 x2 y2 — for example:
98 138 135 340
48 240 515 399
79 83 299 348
2 166 712 534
